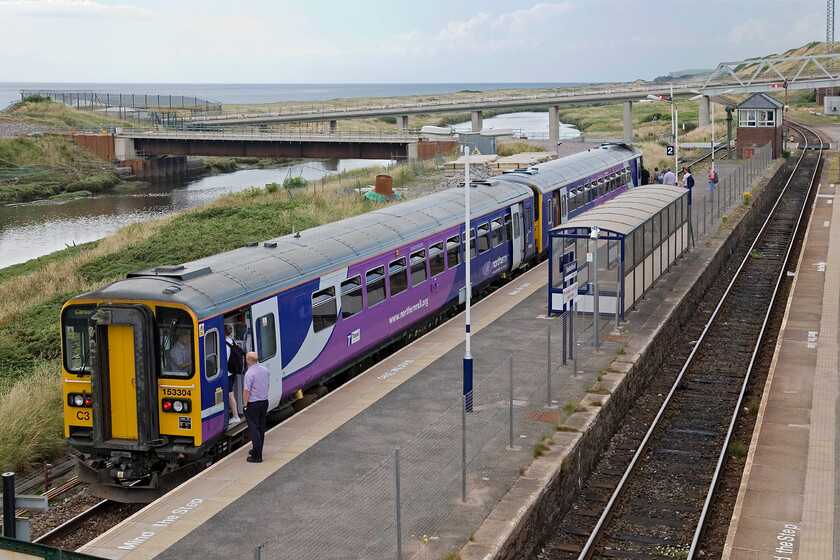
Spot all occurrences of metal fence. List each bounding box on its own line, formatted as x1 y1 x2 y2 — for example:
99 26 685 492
257 307 608 560
687 142 774 239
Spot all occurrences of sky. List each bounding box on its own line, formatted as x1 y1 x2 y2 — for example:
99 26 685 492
0 0 828 84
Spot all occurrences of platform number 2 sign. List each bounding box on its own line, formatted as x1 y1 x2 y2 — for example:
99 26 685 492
666 145 675 156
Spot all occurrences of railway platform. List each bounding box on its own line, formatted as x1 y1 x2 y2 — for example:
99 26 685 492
722 158 840 558
77 160 768 560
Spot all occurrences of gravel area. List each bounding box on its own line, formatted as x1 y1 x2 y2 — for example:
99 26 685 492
0 121 64 137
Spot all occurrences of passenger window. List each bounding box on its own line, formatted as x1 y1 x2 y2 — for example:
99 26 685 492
446 235 461 267
492 218 504 247
463 230 477 259
476 223 490 254
429 242 445 276
341 276 363 319
366 266 386 307
204 330 219 380
568 192 576 211
410 249 427 286
577 186 584 206
526 208 532 231
504 215 512 241
312 287 337 333
256 313 277 360
389 257 408 296
513 213 521 238
157 306 195 378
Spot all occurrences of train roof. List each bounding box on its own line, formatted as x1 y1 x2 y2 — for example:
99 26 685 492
80 182 533 318
500 143 641 193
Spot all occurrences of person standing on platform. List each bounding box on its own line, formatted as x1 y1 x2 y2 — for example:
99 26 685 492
682 165 694 206
663 167 677 185
243 351 270 463
640 166 650 185
707 167 716 201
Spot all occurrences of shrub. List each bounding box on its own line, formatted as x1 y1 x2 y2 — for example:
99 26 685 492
21 94 52 104
265 182 280 194
283 176 308 189
743 192 753 205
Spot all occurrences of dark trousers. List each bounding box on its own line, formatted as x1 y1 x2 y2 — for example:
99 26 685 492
244 399 268 460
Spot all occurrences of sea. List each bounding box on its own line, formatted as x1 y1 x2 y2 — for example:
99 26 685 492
0 82 589 109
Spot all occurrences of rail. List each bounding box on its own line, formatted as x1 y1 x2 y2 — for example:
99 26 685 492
574 124 820 559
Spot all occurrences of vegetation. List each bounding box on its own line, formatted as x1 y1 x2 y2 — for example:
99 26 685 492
497 141 545 156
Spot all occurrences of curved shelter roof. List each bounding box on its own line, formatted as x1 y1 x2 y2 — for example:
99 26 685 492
552 184 687 237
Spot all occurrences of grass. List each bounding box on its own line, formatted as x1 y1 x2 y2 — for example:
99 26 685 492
2 99 140 130
0 158 440 471
728 441 748 457
0 363 66 471
497 141 546 156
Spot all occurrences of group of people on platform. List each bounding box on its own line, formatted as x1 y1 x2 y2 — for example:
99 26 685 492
640 163 719 203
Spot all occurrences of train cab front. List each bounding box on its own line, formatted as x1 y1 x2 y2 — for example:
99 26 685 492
61 300 205 502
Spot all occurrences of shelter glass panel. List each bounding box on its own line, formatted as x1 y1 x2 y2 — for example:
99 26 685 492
653 212 661 246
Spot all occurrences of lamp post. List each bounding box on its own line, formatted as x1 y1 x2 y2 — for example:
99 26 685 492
463 145 473 413
590 226 601 352
646 91 678 172
690 89 733 171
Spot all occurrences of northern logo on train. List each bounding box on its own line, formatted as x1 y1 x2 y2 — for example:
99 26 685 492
482 261 492 276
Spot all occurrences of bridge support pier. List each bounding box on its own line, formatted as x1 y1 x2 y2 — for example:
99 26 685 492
471 111 483 132
397 115 409 132
329 120 338 134
549 106 560 142
623 101 633 143
698 96 710 127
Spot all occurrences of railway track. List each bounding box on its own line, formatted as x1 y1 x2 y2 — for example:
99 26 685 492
536 123 823 559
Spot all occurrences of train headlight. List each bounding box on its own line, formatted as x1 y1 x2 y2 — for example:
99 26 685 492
68 393 93 407
73 394 84 407
161 398 191 413
173 400 184 412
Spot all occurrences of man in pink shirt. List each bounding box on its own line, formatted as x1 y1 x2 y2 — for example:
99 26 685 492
243 351 270 463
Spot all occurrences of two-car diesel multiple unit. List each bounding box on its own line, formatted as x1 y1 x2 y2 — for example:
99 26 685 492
61 143 643 500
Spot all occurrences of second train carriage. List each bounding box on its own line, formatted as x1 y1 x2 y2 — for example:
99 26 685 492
61 143 643 500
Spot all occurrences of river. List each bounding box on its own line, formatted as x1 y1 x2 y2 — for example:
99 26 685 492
0 159 390 270
0 111 579 271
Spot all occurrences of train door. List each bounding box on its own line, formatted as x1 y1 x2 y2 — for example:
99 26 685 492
89 303 159 450
510 204 524 269
249 297 283 410
559 189 568 223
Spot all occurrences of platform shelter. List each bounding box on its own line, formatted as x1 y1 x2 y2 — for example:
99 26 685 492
548 185 690 321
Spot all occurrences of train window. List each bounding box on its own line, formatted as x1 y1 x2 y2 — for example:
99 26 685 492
504 215 512 241
576 186 584 207
312 288 337 333
256 313 277 360
389 257 408 296
526 208 532 231
410 249 427 286
568 192 576 212
61 304 95 375
462 229 477 259
513 213 520 238
341 276 363 319
429 242 445 276
491 218 504 247
157 306 195 378
204 330 219 381
366 266 386 307
446 235 461 268
477 223 491 254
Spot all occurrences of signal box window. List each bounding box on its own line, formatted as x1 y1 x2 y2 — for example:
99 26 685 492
256 313 277 360
61 305 95 375
446 235 461 268
491 218 504 247
429 242 445 276
204 330 219 380
157 306 195 378
389 257 408 296
410 249 427 286
366 266 386 307
312 287 337 333
341 276 363 319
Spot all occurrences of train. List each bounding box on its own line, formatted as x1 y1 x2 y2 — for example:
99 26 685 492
61 143 643 501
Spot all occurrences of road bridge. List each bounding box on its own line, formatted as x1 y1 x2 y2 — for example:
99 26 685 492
187 54 840 144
